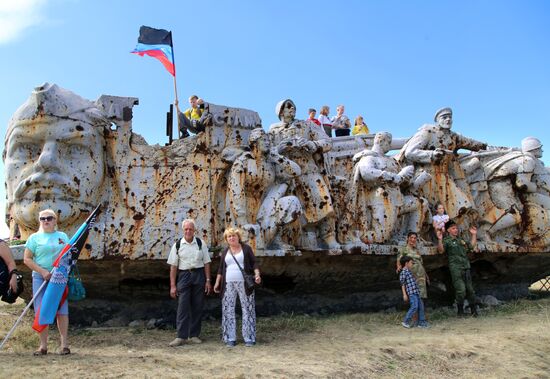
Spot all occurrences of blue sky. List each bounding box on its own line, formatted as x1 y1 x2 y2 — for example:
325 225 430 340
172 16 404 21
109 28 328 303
1 0 549 237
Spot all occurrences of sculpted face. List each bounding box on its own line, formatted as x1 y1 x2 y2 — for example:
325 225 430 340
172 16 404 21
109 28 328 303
281 101 296 124
437 112 453 129
250 128 270 153
5 118 105 230
374 132 392 153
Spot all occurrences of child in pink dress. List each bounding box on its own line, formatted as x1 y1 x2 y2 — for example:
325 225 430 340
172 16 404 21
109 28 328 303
432 203 449 233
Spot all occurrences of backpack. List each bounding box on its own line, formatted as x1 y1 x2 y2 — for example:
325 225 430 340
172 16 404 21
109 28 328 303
175 237 202 251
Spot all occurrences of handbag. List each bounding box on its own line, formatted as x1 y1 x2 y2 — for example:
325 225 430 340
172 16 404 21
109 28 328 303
67 264 86 301
229 249 258 293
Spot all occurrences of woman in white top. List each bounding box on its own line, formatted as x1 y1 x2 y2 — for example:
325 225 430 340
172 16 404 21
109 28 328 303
318 105 332 137
214 227 261 347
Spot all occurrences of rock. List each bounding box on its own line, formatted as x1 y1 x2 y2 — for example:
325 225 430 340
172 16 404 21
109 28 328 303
128 320 144 328
480 295 501 306
103 317 127 327
91 321 98 328
146 318 157 329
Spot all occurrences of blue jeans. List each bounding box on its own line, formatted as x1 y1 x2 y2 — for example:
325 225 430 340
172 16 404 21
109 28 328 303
404 293 426 325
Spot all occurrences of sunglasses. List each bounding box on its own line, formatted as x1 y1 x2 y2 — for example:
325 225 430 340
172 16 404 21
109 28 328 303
39 216 55 222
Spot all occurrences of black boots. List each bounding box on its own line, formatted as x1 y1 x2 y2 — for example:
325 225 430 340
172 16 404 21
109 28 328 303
457 302 465 317
470 303 479 317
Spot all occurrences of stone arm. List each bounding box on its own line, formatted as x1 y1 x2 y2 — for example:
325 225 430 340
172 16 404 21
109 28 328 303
456 133 488 152
515 172 537 193
308 123 333 153
469 226 478 252
357 157 409 185
228 155 251 226
403 129 440 164
271 152 302 181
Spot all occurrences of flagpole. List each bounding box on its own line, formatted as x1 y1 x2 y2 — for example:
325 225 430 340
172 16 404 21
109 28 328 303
170 31 182 138
171 31 179 106
0 280 48 350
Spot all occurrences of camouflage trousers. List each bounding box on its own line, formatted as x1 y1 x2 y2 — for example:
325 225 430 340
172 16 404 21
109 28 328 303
449 266 476 305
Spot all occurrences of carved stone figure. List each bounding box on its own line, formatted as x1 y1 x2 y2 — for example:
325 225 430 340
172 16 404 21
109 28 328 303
268 99 340 250
4 83 108 235
349 132 429 244
463 137 550 247
396 107 487 225
227 128 302 251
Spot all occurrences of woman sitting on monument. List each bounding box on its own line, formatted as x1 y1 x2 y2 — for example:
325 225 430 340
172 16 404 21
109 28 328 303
23 209 71 356
214 227 261 347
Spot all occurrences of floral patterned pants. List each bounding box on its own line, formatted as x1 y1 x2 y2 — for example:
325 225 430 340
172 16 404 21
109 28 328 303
222 281 256 343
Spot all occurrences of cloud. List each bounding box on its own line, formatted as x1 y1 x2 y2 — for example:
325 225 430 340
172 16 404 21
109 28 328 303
0 0 48 44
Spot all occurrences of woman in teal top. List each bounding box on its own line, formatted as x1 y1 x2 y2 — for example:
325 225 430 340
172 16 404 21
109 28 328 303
24 209 70 356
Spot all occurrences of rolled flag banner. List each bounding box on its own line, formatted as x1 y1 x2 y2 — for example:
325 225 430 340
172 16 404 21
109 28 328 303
131 25 175 76
33 205 101 332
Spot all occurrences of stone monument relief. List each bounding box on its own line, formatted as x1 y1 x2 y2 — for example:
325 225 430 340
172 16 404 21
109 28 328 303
4 83 550 265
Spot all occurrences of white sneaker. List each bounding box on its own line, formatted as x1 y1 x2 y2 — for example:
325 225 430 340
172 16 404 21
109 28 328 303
401 322 412 329
169 338 186 347
188 337 202 344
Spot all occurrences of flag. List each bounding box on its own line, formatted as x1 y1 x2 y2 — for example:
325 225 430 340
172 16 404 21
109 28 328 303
33 205 101 332
131 26 175 76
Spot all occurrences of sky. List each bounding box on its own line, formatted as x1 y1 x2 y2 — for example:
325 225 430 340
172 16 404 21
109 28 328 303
0 0 549 238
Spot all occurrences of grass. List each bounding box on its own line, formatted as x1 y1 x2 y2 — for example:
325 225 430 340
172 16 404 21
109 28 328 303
1 297 550 378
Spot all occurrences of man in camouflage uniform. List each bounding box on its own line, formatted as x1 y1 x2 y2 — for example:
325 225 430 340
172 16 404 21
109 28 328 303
436 219 479 316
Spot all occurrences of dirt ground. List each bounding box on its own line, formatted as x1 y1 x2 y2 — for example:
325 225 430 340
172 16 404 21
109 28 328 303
1 297 549 379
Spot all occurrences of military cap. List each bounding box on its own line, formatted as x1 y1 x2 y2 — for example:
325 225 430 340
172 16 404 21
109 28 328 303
434 107 453 122
445 219 457 230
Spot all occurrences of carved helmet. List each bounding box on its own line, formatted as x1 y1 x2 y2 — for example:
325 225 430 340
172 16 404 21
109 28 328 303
5 83 108 145
521 137 543 153
275 99 296 121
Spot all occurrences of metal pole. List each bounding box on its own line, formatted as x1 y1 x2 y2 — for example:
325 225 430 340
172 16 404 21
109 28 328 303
0 280 47 350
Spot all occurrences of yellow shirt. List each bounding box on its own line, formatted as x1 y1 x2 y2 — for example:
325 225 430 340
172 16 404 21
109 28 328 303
183 107 203 120
352 123 370 135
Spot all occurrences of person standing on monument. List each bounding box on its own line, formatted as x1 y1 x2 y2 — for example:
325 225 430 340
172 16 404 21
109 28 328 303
307 108 321 126
318 105 332 137
167 219 212 346
351 115 370 136
331 104 351 137
436 219 479 317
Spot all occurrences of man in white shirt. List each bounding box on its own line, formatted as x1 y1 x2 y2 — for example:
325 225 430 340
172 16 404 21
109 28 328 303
167 219 212 346
331 104 351 137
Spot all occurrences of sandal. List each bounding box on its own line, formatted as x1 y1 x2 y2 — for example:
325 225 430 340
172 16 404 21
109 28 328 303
33 348 47 356
59 347 71 355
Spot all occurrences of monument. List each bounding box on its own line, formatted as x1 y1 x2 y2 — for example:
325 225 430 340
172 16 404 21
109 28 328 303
4 84 550 320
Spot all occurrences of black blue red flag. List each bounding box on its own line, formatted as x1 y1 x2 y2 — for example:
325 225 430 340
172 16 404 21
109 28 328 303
131 26 175 76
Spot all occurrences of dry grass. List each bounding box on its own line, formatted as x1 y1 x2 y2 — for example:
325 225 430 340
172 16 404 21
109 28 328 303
1 297 550 378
